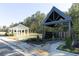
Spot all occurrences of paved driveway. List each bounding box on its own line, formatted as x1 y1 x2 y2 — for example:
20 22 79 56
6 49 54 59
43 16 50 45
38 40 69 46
0 41 24 56
0 36 28 56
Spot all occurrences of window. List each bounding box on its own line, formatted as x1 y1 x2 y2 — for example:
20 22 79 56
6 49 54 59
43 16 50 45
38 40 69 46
22 30 24 33
15 30 16 32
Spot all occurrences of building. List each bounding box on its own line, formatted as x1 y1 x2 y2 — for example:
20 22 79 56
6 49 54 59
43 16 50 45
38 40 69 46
42 6 71 40
8 24 29 36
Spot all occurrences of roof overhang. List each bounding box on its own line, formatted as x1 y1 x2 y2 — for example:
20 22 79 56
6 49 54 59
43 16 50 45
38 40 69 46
42 6 72 27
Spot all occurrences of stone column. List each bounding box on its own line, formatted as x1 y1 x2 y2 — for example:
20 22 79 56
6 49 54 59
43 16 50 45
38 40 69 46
9 29 11 34
18 30 20 35
68 21 71 37
27 29 29 35
13 30 14 35
42 25 45 39
11 29 13 34
17 29 18 36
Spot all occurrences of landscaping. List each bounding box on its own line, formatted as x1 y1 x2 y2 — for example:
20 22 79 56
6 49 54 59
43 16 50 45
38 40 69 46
57 36 79 54
57 44 79 54
22 38 43 45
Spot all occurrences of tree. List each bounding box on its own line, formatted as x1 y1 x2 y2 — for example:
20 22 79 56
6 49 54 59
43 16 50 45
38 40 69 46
3 26 7 31
23 17 32 27
9 23 18 28
23 11 45 33
68 3 79 34
0 25 8 32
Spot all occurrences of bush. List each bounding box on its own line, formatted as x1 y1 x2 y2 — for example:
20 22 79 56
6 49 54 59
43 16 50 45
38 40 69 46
5 32 8 36
22 37 43 45
65 36 73 49
5 32 14 36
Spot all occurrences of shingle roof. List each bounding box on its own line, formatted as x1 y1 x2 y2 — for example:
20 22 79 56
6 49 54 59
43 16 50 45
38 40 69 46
9 24 29 30
42 6 71 27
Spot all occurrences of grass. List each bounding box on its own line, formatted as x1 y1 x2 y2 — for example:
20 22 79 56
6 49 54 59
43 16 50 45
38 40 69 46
21 37 44 45
57 45 79 54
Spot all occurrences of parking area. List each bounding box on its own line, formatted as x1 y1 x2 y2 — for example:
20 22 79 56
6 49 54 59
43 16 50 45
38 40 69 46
0 42 24 56
0 36 79 56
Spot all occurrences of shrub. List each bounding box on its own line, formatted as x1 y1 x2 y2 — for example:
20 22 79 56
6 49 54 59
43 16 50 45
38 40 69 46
5 32 8 36
65 36 73 49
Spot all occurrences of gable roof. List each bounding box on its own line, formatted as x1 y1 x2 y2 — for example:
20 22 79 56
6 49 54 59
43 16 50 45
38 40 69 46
42 6 71 26
9 24 29 30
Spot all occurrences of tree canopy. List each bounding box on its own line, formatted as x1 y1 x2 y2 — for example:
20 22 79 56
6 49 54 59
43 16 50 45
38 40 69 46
68 3 79 33
23 11 45 33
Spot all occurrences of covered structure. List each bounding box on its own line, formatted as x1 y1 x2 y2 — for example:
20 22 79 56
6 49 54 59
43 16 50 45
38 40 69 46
42 7 72 40
8 24 29 36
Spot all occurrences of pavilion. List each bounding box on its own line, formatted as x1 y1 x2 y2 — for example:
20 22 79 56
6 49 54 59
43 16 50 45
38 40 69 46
42 6 72 40
8 24 29 36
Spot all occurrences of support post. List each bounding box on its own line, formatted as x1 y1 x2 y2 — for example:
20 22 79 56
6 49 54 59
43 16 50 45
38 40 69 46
68 21 71 37
27 29 29 36
42 24 46 40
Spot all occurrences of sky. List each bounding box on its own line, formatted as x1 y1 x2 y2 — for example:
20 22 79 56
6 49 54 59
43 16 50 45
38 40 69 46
0 3 72 27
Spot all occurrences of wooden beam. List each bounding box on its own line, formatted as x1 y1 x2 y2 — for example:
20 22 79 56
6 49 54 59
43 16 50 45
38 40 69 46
44 19 70 25
49 19 52 22
53 11 54 20
56 15 60 20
